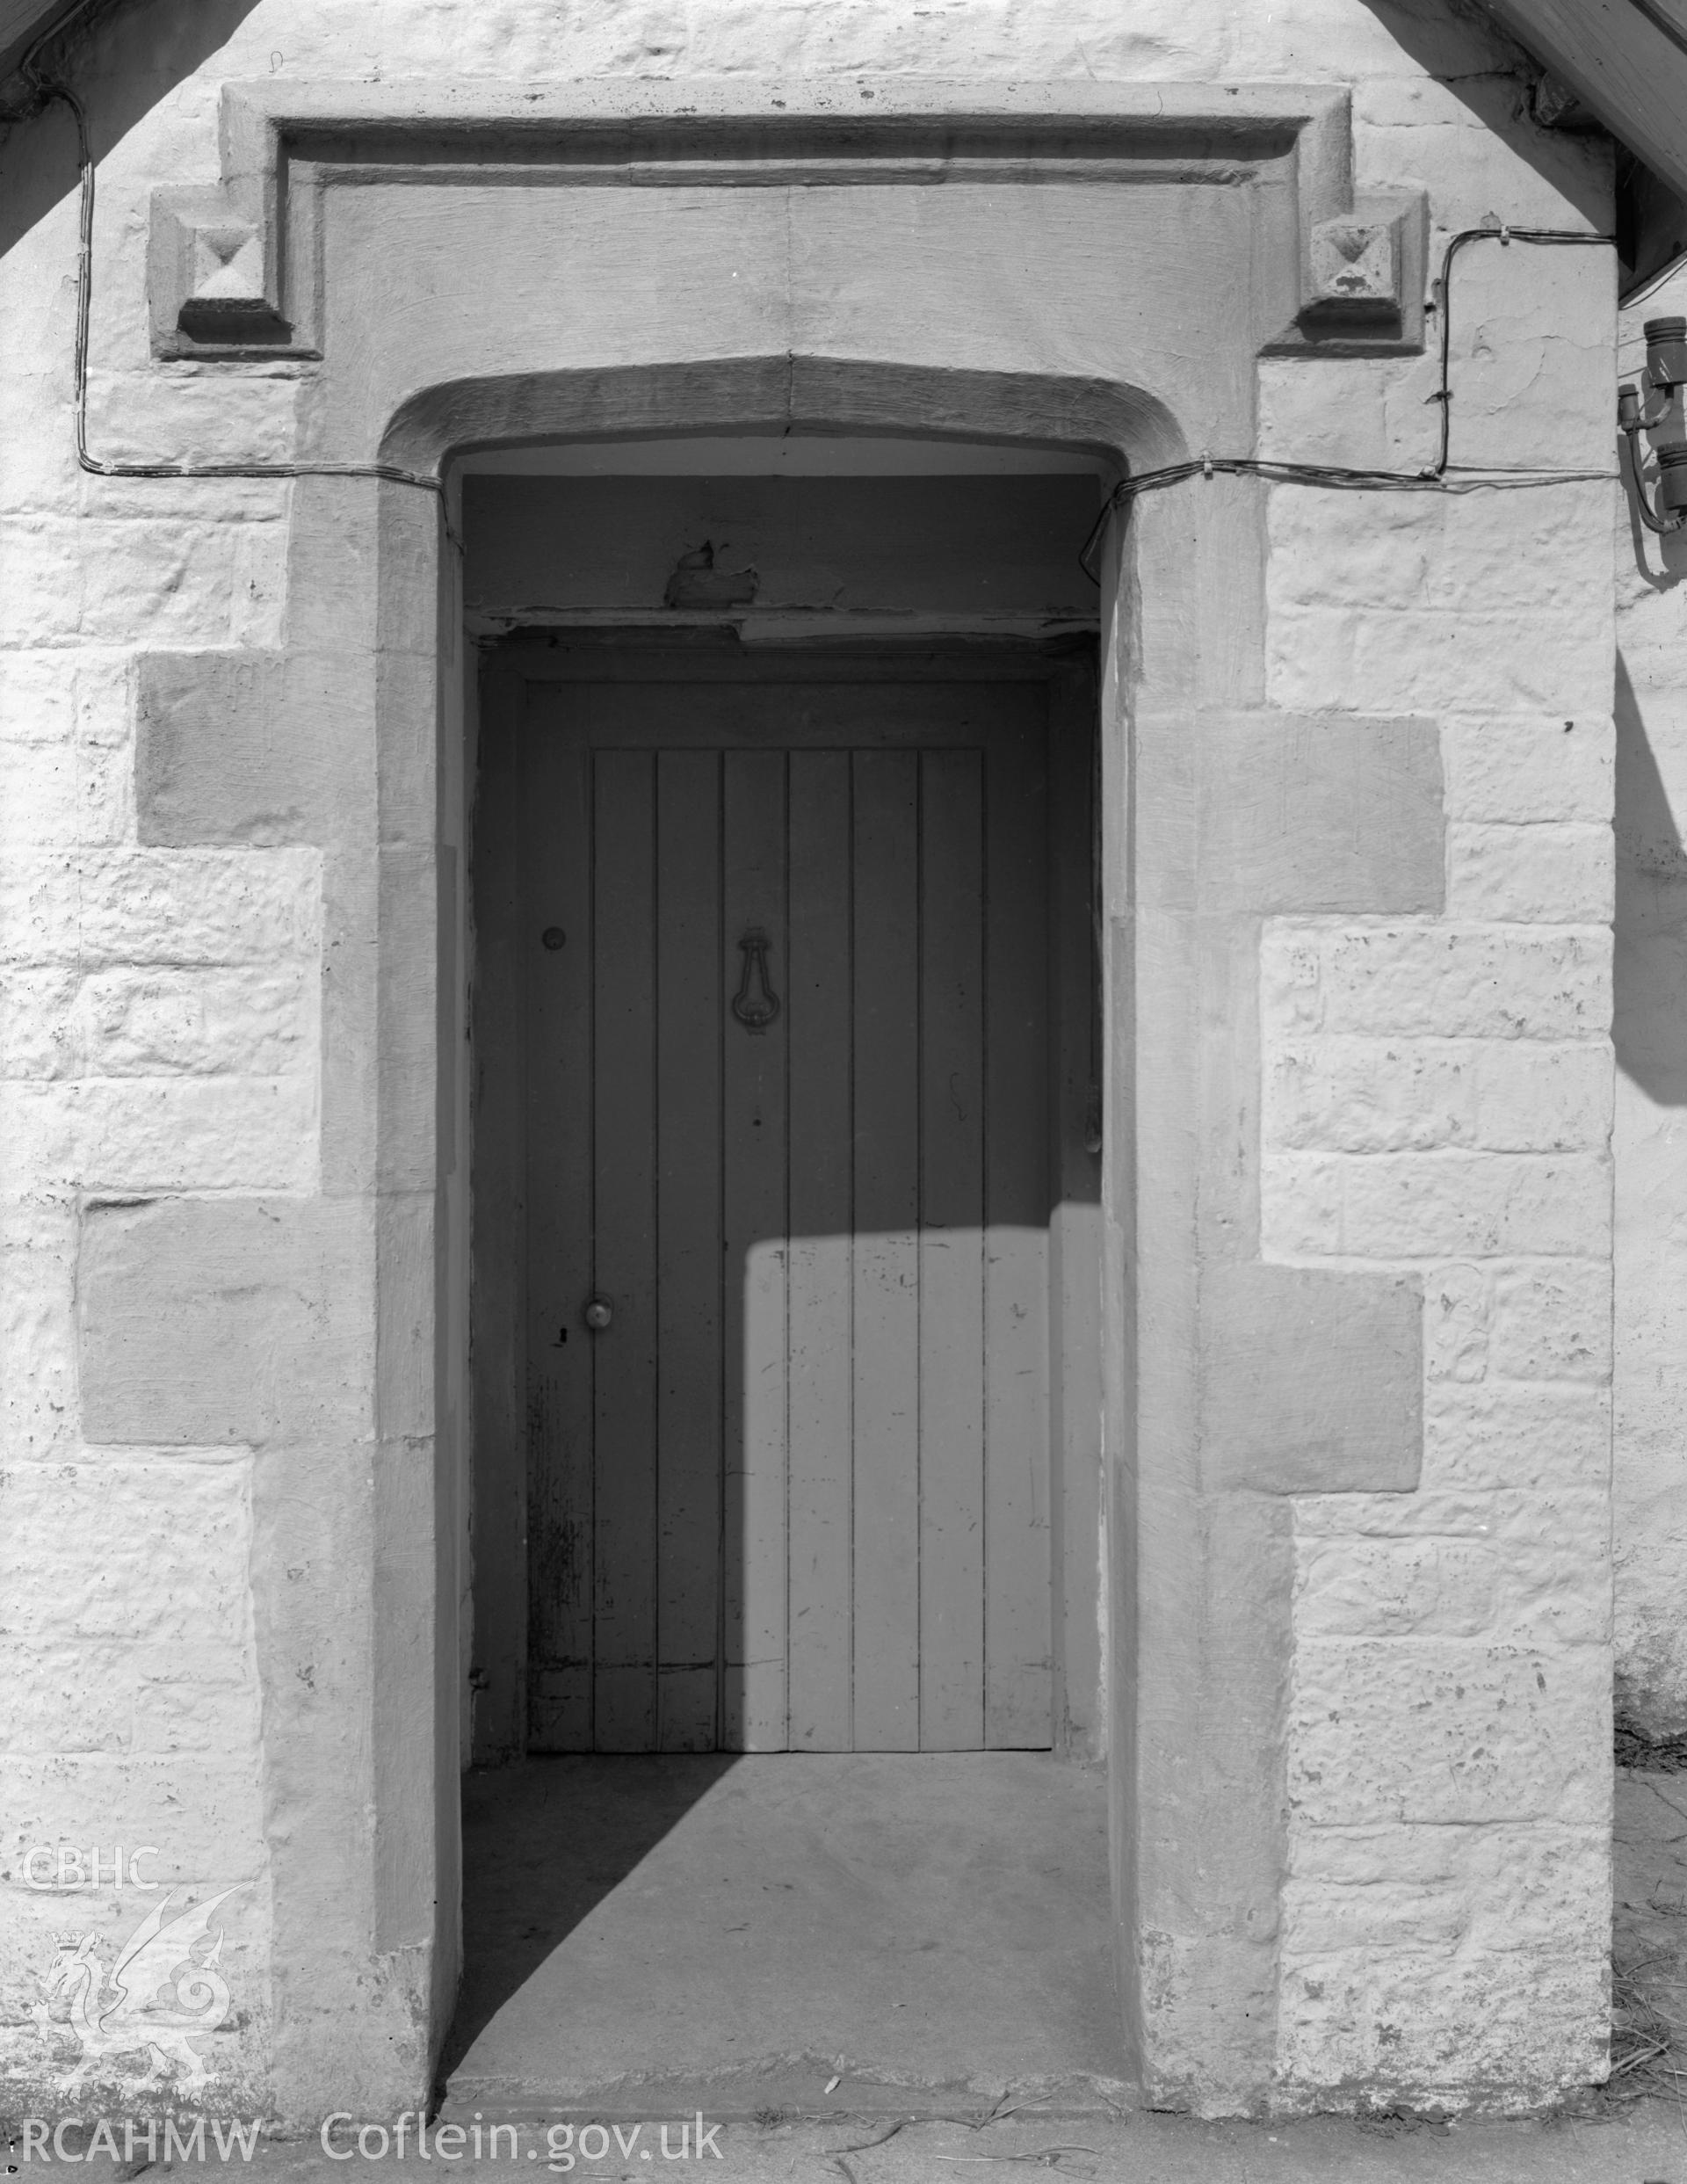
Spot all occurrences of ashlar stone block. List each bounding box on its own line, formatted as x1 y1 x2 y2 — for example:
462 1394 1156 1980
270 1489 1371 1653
78 1199 372 1446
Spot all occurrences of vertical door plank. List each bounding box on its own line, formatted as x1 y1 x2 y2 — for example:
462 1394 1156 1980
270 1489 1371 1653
917 748 987 1750
591 748 660 1750
851 748 922 1751
722 749 790 1751
522 691 596 1751
786 750 855 1750
984 720 1053 1746
655 750 724 1752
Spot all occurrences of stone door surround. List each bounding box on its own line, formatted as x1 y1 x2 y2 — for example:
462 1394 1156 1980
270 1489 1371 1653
82 78 1444 2115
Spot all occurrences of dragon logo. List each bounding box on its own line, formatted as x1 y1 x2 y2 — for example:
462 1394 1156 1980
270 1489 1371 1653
32 1887 243 2093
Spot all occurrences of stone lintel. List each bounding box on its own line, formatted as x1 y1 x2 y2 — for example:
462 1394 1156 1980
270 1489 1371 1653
145 78 1424 363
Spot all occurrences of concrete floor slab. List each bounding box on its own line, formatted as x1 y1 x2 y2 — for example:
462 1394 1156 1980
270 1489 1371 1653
441 1752 1119 2115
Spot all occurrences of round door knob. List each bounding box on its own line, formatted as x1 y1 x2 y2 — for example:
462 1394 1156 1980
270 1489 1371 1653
583 1296 613 1331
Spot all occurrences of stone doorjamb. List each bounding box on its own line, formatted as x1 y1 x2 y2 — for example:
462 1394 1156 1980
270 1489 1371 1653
125 79 1442 2118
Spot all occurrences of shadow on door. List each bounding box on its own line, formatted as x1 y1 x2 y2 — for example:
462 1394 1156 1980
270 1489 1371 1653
472 648 1103 1764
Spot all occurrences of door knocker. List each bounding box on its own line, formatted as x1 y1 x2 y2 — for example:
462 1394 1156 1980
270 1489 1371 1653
731 928 781 1034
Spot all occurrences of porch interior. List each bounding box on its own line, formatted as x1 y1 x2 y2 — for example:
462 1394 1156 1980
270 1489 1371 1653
448 444 1118 2121
438 1752 1120 2120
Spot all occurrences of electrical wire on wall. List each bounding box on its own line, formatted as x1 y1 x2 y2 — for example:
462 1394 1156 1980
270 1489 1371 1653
1079 225 1620 580
0 25 1621 562
1 23 457 533
2 0 110 108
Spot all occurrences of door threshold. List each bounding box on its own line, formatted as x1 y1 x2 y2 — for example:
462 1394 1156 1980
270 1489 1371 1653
439 2061 1136 2126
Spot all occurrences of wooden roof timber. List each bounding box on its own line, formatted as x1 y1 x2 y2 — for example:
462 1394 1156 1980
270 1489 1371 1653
1479 0 1687 202
0 0 79 87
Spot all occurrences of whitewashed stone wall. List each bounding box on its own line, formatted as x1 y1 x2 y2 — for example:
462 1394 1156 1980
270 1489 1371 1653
0 0 1622 2119
1264 874 1615 2093
1260 171 1616 2095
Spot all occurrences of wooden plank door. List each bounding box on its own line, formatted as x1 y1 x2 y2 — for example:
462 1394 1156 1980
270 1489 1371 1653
518 665 1072 1752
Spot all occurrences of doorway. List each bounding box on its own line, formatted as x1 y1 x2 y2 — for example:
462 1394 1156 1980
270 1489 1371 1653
455 453 1113 2104
465 448 1111 1772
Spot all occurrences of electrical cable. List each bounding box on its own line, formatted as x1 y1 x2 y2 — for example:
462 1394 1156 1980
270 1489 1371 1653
3 0 114 101
0 50 1626 565
1078 225 1620 581
2 65 456 531
1621 415 1687 532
